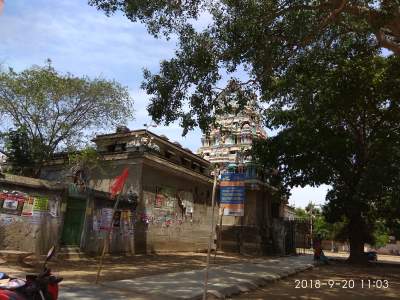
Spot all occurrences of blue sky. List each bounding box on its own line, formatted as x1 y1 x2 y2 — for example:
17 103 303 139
0 0 329 207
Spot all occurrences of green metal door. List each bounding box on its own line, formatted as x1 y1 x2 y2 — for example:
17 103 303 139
61 197 86 246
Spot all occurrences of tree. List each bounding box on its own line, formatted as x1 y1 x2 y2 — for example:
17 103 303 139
294 207 309 220
252 39 400 263
0 125 40 176
0 61 133 176
68 146 104 189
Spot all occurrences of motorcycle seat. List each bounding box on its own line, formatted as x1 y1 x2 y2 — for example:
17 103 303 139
0 279 26 290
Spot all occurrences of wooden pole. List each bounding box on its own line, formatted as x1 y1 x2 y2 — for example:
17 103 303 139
95 194 122 284
214 207 224 263
203 168 218 300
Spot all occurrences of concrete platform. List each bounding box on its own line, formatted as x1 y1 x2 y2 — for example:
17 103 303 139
98 255 314 300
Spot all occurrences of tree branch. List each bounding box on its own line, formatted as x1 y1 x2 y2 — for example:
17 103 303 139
376 29 400 55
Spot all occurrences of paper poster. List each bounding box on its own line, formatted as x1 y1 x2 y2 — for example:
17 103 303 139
121 210 131 236
33 197 49 212
21 197 35 216
178 191 194 214
154 193 165 208
165 196 176 209
49 198 60 217
100 208 113 230
0 192 25 215
113 210 121 228
128 210 136 235
143 191 155 206
0 214 15 225
3 199 18 210
93 214 100 232
30 211 46 224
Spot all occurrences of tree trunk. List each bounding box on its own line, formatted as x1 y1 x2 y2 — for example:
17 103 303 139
348 218 367 264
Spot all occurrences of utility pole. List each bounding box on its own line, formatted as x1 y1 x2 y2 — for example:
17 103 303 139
203 167 219 300
310 209 313 249
308 201 313 249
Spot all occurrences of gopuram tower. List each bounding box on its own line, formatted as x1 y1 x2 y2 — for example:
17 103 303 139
197 91 267 178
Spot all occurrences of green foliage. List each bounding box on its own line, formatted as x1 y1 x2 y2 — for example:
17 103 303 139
0 61 133 176
0 125 48 176
372 221 390 248
314 215 331 240
68 146 101 170
294 205 348 242
294 207 309 220
68 146 104 184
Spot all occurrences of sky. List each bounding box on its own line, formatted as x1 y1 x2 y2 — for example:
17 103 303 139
0 0 329 208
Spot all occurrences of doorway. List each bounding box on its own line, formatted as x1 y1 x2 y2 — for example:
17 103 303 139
61 197 86 246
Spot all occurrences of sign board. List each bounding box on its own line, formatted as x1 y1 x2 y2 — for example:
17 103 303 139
219 172 245 216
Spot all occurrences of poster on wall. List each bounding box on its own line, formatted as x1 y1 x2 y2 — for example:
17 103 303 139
154 186 177 209
33 196 49 212
154 193 165 208
21 197 35 216
100 208 113 230
121 210 131 236
113 210 121 228
178 191 194 215
219 172 245 216
0 214 16 225
30 212 45 225
49 198 60 217
3 198 18 210
93 214 99 232
143 191 155 206
0 192 25 215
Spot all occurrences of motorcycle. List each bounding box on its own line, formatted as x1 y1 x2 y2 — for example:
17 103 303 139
0 246 63 300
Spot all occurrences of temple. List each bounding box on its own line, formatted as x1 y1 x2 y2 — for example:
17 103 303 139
196 89 289 255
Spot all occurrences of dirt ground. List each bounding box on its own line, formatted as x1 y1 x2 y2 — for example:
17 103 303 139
0 251 254 284
229 260 400 300
2 252 400 299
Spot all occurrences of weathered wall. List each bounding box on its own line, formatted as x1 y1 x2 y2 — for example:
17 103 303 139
0 180 64 255
218 186 273 255
78 156 215 255
141 162 215 253
79 161 142 254
271 218 285 255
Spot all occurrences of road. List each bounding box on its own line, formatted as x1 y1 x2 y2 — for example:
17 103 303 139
229 259 400 299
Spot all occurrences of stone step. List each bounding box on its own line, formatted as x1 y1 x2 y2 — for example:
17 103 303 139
57 246 85 260
59 246 81 254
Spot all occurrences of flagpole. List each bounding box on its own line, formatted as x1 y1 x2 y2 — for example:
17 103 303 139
203 167 218 300
95 193 122 284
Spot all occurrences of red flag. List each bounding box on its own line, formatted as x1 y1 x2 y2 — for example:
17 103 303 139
0 0 4 15
110 168 129 198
